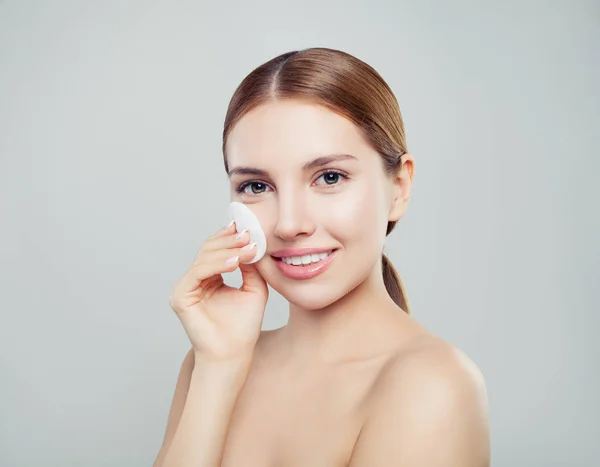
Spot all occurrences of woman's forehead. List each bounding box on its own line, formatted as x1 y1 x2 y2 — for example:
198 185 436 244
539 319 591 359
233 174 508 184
226 101 373 168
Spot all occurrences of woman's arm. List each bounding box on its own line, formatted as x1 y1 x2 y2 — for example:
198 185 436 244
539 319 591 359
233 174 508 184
156 350 253 467
348 344 490 467
153 348 196 467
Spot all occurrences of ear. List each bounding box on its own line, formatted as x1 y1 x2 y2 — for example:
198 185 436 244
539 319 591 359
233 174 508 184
388 152 415 222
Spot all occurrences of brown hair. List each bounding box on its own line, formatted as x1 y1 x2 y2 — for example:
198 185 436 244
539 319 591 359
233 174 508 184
221 47 410 314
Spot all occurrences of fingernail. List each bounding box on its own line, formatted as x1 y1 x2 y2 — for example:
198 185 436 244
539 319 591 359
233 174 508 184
224 219 235 229
235 229 248 239
225 256 239 264
241 242 256 252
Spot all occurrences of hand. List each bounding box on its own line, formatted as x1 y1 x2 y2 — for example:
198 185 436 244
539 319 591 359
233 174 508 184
169 221 269 362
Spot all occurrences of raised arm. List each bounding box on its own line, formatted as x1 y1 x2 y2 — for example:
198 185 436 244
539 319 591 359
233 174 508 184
153 347 196 467
154 219 269 466
158 352 252 467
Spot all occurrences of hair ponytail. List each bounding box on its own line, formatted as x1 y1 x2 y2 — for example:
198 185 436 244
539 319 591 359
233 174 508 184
382 219 410 314
382 252 410 314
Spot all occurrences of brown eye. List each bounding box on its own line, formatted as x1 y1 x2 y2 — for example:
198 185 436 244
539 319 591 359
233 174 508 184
315 170 348 186
237 181 269 195
323 172 340 184
248 182 267 194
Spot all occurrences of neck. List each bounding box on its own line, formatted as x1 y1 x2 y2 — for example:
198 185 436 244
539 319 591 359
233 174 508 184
275 261 409 365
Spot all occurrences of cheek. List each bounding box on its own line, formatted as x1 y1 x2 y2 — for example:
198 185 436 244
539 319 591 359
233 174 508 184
325 185 384 242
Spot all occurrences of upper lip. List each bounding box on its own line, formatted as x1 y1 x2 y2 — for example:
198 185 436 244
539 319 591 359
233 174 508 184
270 247 337 258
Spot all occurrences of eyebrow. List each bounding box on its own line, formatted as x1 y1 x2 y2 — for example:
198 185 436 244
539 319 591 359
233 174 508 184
227 153 358 178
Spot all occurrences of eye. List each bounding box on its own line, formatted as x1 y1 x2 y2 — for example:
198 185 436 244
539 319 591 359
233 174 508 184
315 170 347 186
236 181 271 195
234 170 349 196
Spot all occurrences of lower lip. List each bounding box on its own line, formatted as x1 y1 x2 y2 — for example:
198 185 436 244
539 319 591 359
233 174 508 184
274 250 338 280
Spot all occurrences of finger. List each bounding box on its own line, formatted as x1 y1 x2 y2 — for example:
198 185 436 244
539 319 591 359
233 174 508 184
190 222 242 266
206 220 237 240
175 249 242 297
202 228 250 254
200 220 236 244
178 242 257 295
239 262 268 295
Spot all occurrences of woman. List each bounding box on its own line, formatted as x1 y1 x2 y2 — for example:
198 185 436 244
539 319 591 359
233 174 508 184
154 47 490 467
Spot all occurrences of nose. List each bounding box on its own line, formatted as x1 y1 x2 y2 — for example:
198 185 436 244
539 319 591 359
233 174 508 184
273 190 316 240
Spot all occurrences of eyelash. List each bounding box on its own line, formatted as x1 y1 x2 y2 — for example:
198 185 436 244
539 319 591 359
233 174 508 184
235 169 349 196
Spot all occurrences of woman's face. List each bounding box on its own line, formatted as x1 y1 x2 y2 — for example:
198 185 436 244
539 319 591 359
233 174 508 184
225 99 408 310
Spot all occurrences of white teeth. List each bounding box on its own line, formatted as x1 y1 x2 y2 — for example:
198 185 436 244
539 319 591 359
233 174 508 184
282 251 332 265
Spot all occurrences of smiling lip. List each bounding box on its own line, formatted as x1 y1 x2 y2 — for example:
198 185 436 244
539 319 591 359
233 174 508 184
270 247 336 258
273 249 338 280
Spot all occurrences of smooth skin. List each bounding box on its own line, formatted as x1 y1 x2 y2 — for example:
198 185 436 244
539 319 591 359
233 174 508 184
168 222 268 361
157 223 267 467
154 100 490 467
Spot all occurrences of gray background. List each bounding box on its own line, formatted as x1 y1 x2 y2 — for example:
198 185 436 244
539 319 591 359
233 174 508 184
1 1 598 466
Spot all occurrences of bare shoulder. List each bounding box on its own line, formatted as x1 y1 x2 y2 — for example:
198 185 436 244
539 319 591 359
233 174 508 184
380 337 487 399
349 337 490 467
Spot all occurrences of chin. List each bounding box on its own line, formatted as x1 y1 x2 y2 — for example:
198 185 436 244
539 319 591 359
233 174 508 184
287 293 339 311
266 276 359 311
283 291 341 311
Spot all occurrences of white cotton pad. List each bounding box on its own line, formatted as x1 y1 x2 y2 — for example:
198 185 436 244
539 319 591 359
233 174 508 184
227 202 267 264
